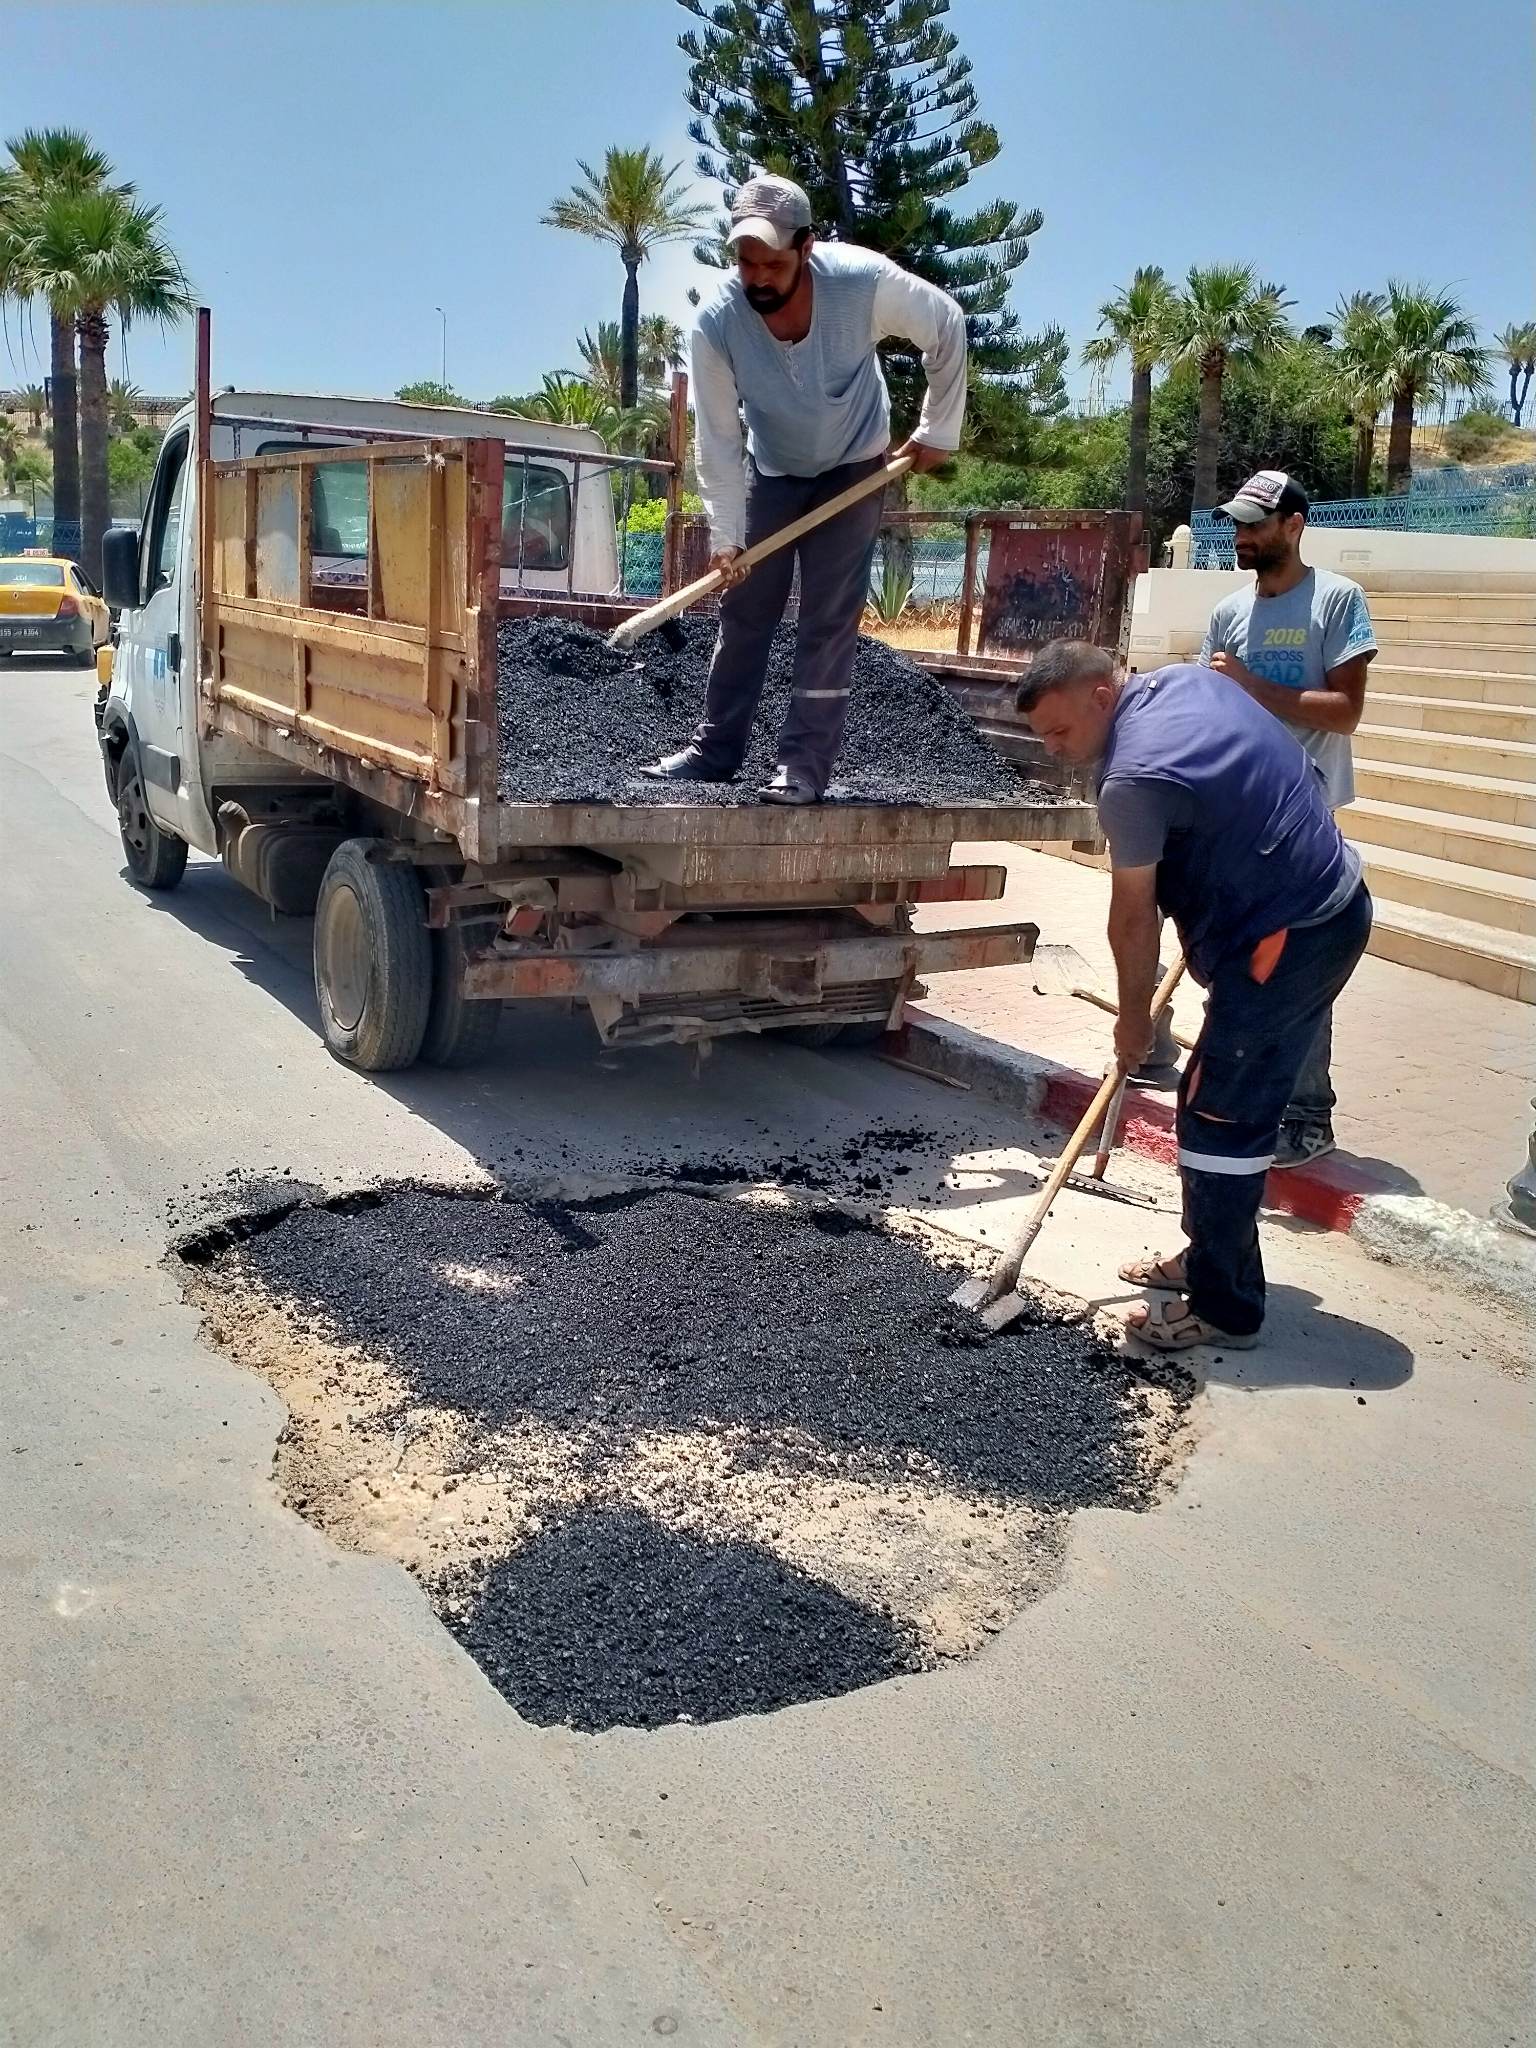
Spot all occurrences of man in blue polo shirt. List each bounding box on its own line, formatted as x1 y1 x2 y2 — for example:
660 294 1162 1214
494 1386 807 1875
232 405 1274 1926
1018 639 1372 1353
1200 469 1377 1168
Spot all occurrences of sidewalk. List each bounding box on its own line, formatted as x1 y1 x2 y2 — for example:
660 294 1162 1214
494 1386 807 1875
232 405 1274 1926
912 844 1534 1224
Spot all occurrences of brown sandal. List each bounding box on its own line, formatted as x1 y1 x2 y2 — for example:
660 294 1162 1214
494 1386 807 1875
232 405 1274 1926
1117 1250 1188 1293
1124 1295 1257 1352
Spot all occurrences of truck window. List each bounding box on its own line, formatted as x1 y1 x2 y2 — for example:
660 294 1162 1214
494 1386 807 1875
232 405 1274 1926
502 460 570 571
256 442 571 573
142 432 190 594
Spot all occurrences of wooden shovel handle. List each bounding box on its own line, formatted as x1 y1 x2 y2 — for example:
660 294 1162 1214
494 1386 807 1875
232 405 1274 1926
609 455 914 649
986 954 1187 1300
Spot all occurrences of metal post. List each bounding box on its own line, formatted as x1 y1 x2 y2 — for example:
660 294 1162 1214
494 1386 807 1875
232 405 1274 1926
662 369 688 595
435 307 447 389
957 513 983 656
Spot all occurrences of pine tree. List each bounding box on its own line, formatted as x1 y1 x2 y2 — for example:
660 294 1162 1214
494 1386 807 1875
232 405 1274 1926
678 0 1046 421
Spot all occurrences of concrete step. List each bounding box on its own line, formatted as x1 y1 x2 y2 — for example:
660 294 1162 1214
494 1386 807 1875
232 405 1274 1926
1366 592 1536 625
1372 615 1536 649
1358 841 1536 936
1351 757 1536 828
1362 689 1536 744
1367 664 1536 708
1351 569 1536 596
1371 637 1536 677
1342 795 1536 880
1352 722 1536 783
1367 899 1536 1003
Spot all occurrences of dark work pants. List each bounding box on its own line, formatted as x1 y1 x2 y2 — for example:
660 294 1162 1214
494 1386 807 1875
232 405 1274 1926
1179 886 1372 1335
691 455 889 792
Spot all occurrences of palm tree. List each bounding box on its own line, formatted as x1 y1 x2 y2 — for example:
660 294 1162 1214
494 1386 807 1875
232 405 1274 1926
573 321 624 406
1495 321 1536 428
542 148 708 410
108 375 143 431
0 127 120 545
1375 283 1486 495
21 382 47 431
14 187 192 577
1168 264 1293 513
638 313 684 391
1081 265 1177 516
518 371 627 447
1331 291 1391 496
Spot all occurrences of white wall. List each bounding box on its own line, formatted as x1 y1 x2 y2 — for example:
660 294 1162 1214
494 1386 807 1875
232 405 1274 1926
1130 527 1536 662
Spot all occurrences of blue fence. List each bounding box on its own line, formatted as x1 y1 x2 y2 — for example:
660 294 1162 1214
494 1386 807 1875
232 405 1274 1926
1192 481 1536 567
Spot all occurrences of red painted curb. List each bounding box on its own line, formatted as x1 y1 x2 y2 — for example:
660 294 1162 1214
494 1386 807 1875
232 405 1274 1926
893 1011 1386 1236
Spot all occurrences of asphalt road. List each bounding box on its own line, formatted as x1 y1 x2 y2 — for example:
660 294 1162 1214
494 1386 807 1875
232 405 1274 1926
3 658 1532 2047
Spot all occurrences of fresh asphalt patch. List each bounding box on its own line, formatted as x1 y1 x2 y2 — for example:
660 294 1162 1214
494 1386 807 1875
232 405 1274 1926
174 1170 1195 1733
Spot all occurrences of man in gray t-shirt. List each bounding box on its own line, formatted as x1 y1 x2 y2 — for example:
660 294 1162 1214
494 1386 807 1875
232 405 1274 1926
1197 469 1377 1167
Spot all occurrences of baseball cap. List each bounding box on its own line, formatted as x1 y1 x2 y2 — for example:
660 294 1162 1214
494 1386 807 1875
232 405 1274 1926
1216 470 1310 523
726 174 813 252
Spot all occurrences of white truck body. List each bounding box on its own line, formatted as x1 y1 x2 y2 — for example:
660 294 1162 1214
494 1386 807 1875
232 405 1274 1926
108 391 616 855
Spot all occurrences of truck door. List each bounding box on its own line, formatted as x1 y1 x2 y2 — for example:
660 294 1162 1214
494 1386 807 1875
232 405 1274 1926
126 426 191 830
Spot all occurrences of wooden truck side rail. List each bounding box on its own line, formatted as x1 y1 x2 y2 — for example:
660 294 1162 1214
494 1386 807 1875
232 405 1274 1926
199 431 505 861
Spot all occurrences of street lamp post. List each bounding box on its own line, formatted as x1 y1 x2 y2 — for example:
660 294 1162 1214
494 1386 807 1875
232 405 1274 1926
435 307 447 392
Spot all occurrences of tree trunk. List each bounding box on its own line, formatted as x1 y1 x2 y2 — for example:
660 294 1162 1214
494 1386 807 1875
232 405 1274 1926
1191 352 1224 513
1127 362 1151 514
77 308 111 585
619 259 640 414
1351 417 1375 498
1385 384 1415 497
49 307 81 546
1513 361 1533 429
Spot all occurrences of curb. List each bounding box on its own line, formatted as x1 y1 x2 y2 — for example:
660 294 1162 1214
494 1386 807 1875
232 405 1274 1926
885 1007 1536 1317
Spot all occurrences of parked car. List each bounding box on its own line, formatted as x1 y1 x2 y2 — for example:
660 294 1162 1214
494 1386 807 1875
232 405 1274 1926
0 553 111 664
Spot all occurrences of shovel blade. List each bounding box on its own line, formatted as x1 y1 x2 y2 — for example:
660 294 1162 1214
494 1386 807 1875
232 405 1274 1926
977 1289 1030 1333
948 1272 995 1313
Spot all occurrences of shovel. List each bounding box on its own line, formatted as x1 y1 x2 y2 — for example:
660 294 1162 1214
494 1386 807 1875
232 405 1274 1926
950 954 1188 1332
607 455 914 652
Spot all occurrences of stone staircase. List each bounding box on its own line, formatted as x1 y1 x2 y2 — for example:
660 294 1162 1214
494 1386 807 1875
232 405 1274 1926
1341 572 1536 1003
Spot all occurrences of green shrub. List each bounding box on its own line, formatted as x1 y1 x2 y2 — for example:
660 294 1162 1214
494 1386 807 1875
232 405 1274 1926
1442 408 1510 464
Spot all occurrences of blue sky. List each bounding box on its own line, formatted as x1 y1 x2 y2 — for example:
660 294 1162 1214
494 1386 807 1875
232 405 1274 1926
5 0 1531 407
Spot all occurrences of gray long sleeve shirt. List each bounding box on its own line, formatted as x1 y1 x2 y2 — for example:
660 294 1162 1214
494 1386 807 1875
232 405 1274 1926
691 242 968 551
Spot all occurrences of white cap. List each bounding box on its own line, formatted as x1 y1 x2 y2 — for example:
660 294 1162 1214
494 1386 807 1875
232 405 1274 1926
726 174 813 252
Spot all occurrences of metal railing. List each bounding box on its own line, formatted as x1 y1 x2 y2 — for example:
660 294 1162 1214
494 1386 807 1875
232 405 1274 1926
1191 482 1536 566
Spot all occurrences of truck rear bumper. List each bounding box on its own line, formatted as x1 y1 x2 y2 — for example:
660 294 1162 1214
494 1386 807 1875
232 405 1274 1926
462 921 1038 1045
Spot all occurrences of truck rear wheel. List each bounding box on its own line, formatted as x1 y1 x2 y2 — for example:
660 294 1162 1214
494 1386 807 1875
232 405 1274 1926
421 915 503 1068
313 840 432 1071
116 740 188 891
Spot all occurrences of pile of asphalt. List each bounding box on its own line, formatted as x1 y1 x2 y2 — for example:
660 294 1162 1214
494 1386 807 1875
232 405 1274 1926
183 1181 1189 1733
494 613 1033 807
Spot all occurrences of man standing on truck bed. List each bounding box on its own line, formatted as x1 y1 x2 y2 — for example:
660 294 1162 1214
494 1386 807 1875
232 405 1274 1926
641 174 967 805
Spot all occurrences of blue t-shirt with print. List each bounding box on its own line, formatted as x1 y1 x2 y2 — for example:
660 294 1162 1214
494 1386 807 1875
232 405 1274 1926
1199 567 1376 807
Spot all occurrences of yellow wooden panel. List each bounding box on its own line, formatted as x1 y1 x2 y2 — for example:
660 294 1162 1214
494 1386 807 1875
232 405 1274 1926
372 458 432 628
217 615 299 714
255 469 302 603
306 677 434 758
440 459 468 627
305 636 420 710
213 471 247 600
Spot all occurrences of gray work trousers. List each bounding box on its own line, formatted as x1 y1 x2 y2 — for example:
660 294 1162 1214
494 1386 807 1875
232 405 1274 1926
691 454 888 792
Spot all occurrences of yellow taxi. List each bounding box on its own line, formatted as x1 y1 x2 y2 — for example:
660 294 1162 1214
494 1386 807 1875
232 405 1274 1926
0 551 112 666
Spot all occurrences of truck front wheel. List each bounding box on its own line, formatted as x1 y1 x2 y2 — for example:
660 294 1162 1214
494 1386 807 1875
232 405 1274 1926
313 840 433 1071
116 741 188 891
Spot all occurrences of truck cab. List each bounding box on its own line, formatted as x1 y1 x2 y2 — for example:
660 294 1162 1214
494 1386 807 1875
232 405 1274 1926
98 391 617 870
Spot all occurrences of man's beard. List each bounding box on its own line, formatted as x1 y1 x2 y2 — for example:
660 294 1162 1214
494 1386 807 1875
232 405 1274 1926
1237 535 1290 574
744 255 804 315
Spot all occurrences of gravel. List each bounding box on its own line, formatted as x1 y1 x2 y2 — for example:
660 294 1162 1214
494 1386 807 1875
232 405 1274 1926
495 614 1033 807
182 1179 1192 1733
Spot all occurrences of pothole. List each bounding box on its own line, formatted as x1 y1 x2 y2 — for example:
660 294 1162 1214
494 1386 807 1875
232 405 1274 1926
174 1177 1196 1732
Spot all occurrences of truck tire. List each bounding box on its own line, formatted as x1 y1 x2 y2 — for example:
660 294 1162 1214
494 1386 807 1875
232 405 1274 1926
421 916 503 1068
313 840 432 1071
116 740 189 891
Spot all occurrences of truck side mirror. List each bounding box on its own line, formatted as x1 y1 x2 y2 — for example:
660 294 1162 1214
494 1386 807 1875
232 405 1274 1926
102 525 143 611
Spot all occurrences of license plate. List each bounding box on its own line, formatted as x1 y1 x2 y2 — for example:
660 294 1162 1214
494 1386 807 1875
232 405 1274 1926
2 626 43 640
